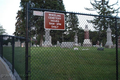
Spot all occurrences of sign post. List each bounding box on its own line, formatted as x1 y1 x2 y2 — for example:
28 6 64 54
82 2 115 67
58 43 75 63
44 12 65 30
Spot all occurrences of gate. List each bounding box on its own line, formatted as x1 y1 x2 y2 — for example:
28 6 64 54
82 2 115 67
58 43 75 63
25 2 120 80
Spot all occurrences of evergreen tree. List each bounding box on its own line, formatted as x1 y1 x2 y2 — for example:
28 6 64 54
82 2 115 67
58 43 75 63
85 0 120 44
14 0 65 46
0 25 6 35
64 13 80 42
15 10 26 37
66 13 79 31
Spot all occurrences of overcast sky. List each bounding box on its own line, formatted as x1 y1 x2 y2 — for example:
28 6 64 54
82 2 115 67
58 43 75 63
0 0 119 35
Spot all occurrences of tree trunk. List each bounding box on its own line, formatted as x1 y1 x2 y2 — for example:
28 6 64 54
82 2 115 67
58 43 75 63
39 33 43 47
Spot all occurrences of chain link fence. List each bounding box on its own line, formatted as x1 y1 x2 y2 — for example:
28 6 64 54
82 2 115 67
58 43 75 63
0 35 26 80
0 8 119 80
30 10 120 80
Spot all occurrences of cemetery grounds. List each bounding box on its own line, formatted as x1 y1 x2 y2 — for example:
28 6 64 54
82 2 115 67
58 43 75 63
3 46 120 80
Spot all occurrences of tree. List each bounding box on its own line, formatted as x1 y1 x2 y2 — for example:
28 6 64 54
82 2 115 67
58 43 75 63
64 27 84 43
89 30 99 45
0 25 6 35
14 0 65 46
85 0 120 44
66 13 79 31
14 11 26 37
63 13 80 42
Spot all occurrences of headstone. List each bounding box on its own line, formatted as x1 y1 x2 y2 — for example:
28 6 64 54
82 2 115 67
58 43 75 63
83 25 92 47
100 43 103 47
60 42 74 48
79 43 81 46
33 44 36 47
8 42 11 47
37 45 39 47
15 40 20 47
74 31 78 46
53 45 57 47
43 29 52 47
93 45 96 47
96 41 99 45
97 47 104 51
82 48 89 50
96 41 100 47
74 47 78 50
21 42 25 47
105 27 113 48
57 41 60 47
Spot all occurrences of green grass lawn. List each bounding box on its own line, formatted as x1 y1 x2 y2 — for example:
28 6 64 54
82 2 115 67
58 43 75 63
31 47 120 80
3 47 120 80
3 47 25 80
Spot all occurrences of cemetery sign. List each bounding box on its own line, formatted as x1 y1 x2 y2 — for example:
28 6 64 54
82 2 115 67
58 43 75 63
44 11 65 30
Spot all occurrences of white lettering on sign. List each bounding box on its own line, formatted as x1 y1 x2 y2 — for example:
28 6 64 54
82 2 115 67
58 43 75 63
44 12 65 30
57 23 61 25
56 17 61 19
48 17 55 19
48 14 61 27
51 20 59 22
49 22 55 25
51 26 59 28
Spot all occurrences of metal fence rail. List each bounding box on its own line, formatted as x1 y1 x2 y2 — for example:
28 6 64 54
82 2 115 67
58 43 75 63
0 35 26 80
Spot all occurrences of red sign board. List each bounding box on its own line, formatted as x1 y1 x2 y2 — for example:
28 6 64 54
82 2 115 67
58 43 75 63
44 12 65 30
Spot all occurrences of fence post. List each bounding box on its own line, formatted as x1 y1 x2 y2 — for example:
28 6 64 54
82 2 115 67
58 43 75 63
25 2 30 80
115 17 118 80
12 37 15 74
0 35 3 58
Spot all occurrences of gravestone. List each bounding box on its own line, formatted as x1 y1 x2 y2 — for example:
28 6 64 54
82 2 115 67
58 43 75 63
74 47 78 50
74 31 78 46
97 47 104 51
105 27 113 48
8 42 11 47
100 43 103 47
43 29 52 47
83 25 92 47
15 40 20 47
33 44 36 47
96 41 100 47
57 41 60 47
79 43 81 46
60 42 74 48
21 42 25 47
